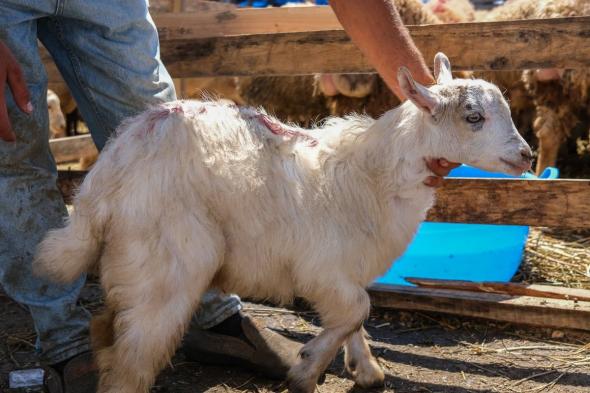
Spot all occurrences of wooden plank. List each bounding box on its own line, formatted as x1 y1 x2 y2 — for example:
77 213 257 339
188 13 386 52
45 16 590 82
159 17 590 78
405 278 590 302
369 284 590 331
50 134 97 163
428 178 590 229
56 172 590 228
154 6 341 40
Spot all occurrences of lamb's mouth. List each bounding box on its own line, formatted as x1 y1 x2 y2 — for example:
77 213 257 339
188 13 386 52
500 158 531 174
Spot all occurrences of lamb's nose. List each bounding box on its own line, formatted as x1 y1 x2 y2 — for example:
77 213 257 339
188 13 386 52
520 148 533 162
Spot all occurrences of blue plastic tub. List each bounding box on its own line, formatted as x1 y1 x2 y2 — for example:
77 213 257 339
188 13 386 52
374 166 559 286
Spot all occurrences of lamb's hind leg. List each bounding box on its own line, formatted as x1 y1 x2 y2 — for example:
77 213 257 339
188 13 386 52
95 224 223 392
288 285 372 393
344 328 384 388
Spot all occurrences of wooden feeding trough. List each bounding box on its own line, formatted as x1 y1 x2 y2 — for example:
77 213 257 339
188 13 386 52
51 5 590 331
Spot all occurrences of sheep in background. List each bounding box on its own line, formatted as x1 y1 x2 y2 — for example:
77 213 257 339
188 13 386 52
237 75 329 126
239 0 441 122
48 81 81 136
35 53 532 393
47 89 66 139
425 0 476 22
523 68 590 173
174 77 246 105
47 83 99 170
315 0 477 119
478 0 590 174
313 0 441 118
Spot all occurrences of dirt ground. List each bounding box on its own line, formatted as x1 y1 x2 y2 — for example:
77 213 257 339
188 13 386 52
2 275 590 393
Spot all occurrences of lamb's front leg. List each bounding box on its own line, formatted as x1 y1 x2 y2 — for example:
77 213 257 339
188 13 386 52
344 328 385 388
288 285 371 393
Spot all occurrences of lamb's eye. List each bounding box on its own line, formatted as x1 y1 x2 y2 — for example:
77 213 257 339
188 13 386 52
466 113 483 123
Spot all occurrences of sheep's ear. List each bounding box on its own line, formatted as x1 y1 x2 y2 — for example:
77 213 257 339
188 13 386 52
397 67 440 115
434 52 453 84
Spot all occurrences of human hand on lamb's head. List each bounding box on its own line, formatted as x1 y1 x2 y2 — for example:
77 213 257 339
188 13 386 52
399 52 533 177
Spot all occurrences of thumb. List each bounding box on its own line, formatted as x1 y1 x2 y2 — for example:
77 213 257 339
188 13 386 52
7 58 32 115
0 76 17 142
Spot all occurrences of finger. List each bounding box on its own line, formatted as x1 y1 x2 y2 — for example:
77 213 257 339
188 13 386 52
441 158 461 169
6 60 32 114
426 159 448 177
0 77 17 142
423 176 443 188
426 158 461 176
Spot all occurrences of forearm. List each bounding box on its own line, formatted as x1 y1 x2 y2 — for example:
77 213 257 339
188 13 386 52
329 0 434 100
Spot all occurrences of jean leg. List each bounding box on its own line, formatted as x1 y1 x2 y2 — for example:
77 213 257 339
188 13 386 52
37 1 175 149
0 14 90 364
40 0 241 329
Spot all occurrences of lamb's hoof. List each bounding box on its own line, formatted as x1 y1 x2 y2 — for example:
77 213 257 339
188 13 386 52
317 372 326 385
350 359 385 388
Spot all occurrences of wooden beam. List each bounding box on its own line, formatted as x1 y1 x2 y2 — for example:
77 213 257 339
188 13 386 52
56 172 590 228
50 134 97 164
159 17 590 78
428 178 590 229
45 16 590 82
405 278 590 302
369 284 590 331
154 6 341 40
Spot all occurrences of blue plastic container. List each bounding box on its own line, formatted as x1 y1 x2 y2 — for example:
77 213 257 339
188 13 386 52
374 166 559 286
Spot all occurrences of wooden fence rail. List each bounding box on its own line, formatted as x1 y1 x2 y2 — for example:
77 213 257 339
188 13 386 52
56 171 590 229
44 14 590 82
370 284 590 331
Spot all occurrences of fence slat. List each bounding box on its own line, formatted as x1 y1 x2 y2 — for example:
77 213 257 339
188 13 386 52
56 171 590 228
369 284 590 331
44 15 590 82
428 178 590 228
50 135 98 163
154 6 341 40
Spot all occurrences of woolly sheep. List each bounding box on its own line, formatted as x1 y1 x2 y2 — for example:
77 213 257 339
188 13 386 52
240 0 441 122
425 0 476 22
479 0 590 174
35 53 532 393
47 89 66 139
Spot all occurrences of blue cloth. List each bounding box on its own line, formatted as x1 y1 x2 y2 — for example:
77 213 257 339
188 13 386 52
0 0 240 364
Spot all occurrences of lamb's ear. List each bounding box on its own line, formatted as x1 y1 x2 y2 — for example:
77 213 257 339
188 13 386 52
397 67 440 115
434 52 453 84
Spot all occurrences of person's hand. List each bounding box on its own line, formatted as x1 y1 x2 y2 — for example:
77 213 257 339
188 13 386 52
424 158 461 187
0 41 32 142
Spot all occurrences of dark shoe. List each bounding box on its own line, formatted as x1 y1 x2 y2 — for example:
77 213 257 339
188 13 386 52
45 351 98 393
182 312 302 379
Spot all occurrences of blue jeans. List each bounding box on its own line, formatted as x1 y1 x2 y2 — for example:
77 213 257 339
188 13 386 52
0 0 240 365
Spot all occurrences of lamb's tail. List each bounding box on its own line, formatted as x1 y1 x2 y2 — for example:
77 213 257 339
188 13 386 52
34 201 104 283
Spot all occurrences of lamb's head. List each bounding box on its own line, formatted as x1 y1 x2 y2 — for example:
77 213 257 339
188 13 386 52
398 53 533 176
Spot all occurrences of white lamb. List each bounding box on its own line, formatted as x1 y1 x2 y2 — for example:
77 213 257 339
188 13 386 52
35 53 532 393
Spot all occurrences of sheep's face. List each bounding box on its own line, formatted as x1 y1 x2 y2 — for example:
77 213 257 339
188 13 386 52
315 73 376 98
47 90 66 139
398 53 532 176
